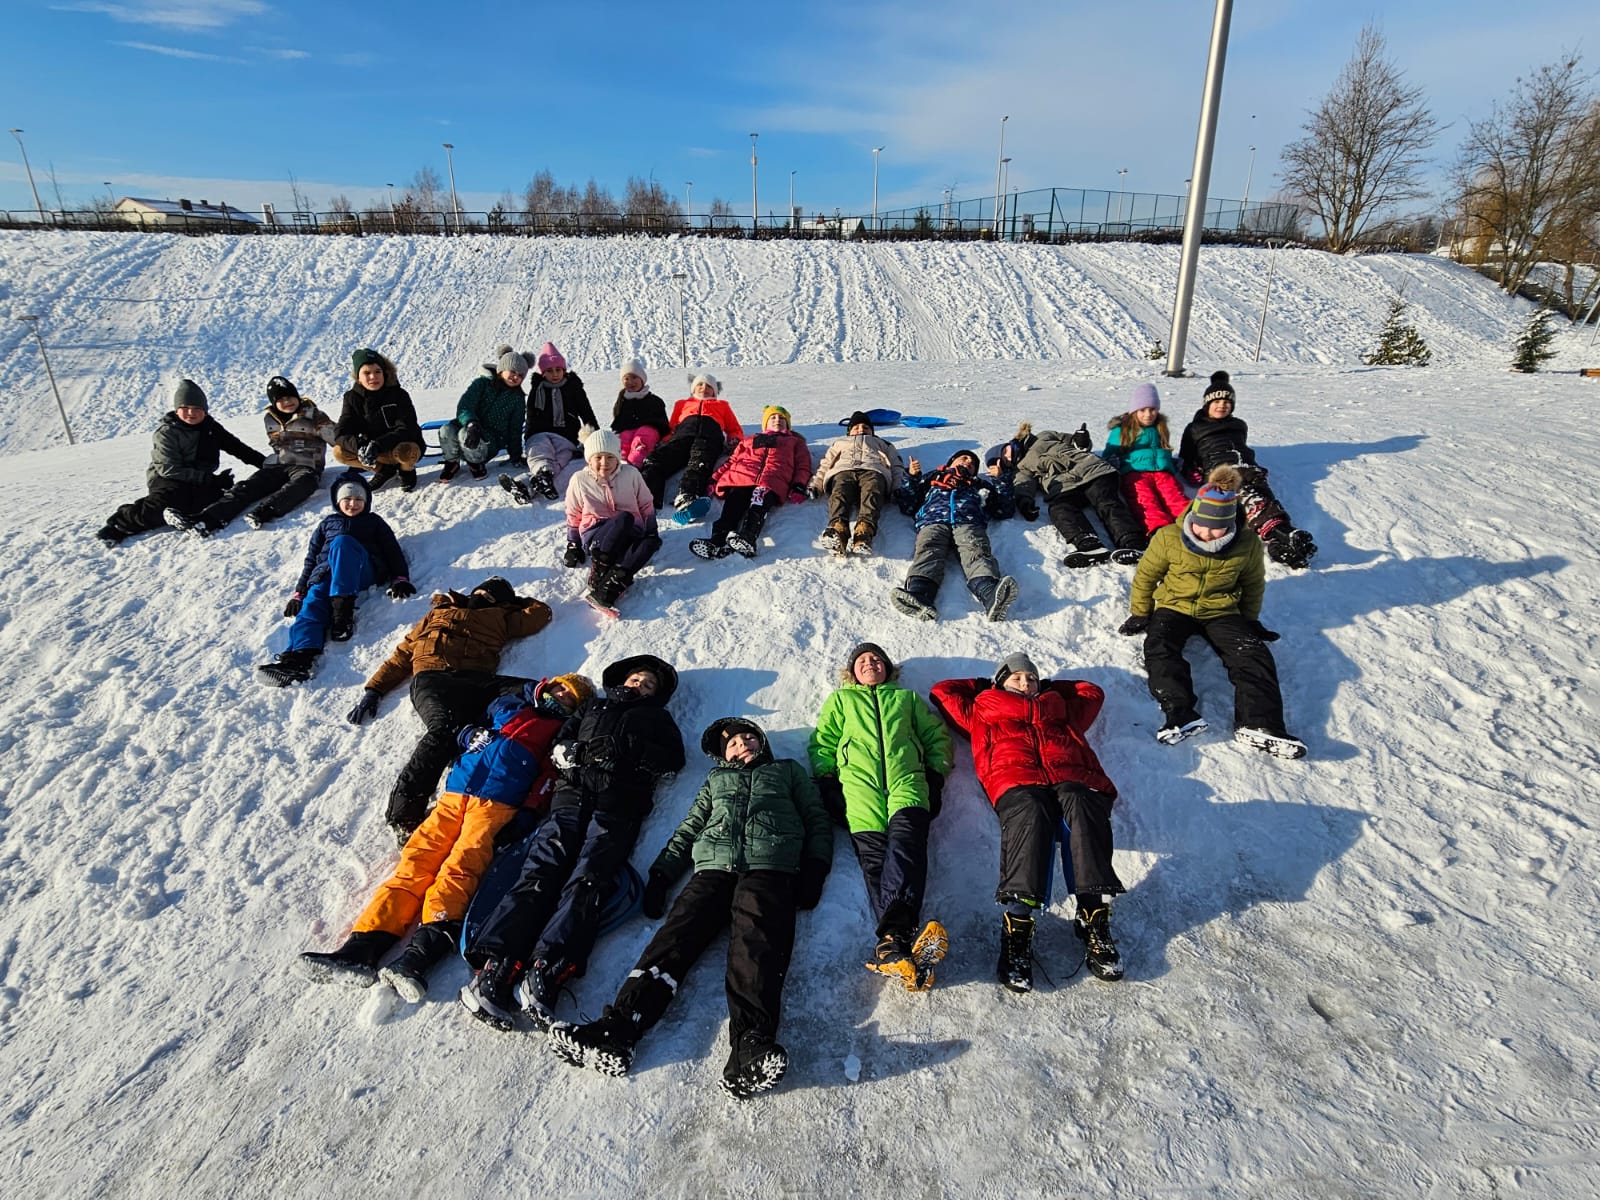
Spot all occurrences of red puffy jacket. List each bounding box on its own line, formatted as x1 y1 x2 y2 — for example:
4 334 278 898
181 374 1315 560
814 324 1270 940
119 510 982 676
930 678 1117 803
711 429 813 501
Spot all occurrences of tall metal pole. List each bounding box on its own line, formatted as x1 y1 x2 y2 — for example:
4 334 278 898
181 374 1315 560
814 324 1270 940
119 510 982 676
789 170 796 231
8 129 45 218
1115 168 1128 223
103 181 115 205
685 181 693 227
16 315 75 444
442 142 461 233
1253 240 1281 362
671 273 688 367
750 133 759 236
386 182 396 225
1239 144 1256 229
872 146 884 232
993 115 1008 236
999 158 1012 240
1165 0 1234 379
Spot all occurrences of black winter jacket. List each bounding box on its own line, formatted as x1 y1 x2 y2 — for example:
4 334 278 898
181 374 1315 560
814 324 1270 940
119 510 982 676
335 381 423 456
549 654 686 819
147 411 265 488
611 390 671 438
1178 405 1257 475
524 371 599 443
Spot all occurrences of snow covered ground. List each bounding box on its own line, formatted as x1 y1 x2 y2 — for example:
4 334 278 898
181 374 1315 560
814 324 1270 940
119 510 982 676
1 234 1598 1198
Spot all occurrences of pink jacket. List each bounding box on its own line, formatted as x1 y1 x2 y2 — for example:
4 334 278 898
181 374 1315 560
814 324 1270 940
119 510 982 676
711 429 813 501
564 462 656 536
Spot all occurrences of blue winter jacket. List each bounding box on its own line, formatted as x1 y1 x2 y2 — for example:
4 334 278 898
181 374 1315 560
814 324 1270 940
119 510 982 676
899 467 1013 530
293 475 409 593
444 691 565 808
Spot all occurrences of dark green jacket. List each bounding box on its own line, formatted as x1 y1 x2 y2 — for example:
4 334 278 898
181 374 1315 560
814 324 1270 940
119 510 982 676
651 753 832 881
1130 518 1265 620
457 374 527 450
808 680 953 832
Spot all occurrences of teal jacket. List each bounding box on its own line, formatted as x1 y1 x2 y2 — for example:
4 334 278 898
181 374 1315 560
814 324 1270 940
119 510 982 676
651 753 833 881
456 374 526 450
1103 422 1177 475
808 680 953 832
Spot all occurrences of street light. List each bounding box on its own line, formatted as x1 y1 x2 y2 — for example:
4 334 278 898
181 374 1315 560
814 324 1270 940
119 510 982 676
789 170 796 231
993 115 1009 236
670 272 689 367
1115 167 1128 223
441 142 461 233
386 182 396 227
15 315 75 444
750 133 759 236
103 181 114 206
998 157 1012 239
872 146 884 233
8 129 45 218
685 181 693 226
1240 143 1257 229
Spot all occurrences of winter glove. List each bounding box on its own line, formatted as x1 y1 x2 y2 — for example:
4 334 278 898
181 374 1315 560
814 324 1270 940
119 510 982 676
794 859 829 911
924 769 946 820
1184 467 1203 487
641 869 672 920
750 486 772 508
584 735 619 770
461 421 484 451
283 592 304 618
788 486 808 505
1118 614 1150 637
458 726 495 754
386 578 416 600
357 440 381 468
563 540 586 568
345 688 381 725
1016 496 1040 522
214 468 235 492
1248 619 1281 642
1069 424 1093 452
815 775 848 829
551 741 583 772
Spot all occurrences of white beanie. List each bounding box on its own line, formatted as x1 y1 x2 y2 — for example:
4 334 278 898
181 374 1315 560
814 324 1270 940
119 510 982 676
336 481 366 505
584 428 622 460
690 371 721 397
620 358 648 385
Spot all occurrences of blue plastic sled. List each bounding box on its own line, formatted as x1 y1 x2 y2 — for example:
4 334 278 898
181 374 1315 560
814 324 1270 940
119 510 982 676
420 418 451 459
839 408 901 428
459 823 645 962
1040 818 1076 906
901 415 951 429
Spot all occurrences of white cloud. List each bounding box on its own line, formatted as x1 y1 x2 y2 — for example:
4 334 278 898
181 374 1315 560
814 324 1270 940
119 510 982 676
114 40 245 63
55 1 268 32
256 47 309 61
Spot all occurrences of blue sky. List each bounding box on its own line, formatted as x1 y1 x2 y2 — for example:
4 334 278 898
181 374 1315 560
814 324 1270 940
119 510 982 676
0 0 1586 218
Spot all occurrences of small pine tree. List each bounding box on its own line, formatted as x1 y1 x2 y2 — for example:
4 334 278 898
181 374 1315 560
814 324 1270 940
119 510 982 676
1146 339 1166 361
1510 308 1558 373
1362 296 1432 366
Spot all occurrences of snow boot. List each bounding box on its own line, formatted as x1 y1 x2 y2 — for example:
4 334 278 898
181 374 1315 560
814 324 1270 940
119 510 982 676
672 494 710 525
1074 904 1124 982
438 460 461 482
459 957 523 1031
531 469 558 499
865 930 915 985
95 523 127 546
725 506 767 558
499 473 533 505
515 957 575 1030
891 577 939 621
378 921 461 1003
328 595 356 642
467 461 488 480
849 522 875 555
257 648 320 687
997 911 1035 993
690 536 731 560
1275 528 1317 570
1234 728 1307 759
1156 716 1209 745
982 575 1019 622
549 1014 638 1076
243 509 272 529
368 463 398 491
1110 547 1143 566
163 507 218 538
820 525 847 555
398 468 418 492
1063 535 1111 568
296 930 399 987
722 1032 788 1100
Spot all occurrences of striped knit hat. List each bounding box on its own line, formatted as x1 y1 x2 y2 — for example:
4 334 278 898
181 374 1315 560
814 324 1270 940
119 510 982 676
1191 465 1241 530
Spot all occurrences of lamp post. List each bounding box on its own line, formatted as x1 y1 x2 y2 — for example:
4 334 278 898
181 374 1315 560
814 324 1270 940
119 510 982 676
789 170 796 231
441 142 461 233
1115 168 1128 224
103 181 114 206
386 182 396 227
15 315 74 444
998 157 1012 239
993 115 1008 236
872 146 884 233
670 272 689 367
685 181 693 228
8 129 45 218
1239 143 1257 230
749 133 759 236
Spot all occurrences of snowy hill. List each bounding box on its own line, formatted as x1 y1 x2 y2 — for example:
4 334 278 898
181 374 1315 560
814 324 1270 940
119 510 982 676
1 234 1598 1198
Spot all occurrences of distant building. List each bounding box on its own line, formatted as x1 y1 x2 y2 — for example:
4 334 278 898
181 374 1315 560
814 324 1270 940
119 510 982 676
114 197 260 229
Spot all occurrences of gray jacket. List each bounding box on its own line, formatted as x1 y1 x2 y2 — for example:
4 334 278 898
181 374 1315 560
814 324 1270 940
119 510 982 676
1013 430 1117 503
147 411 264 487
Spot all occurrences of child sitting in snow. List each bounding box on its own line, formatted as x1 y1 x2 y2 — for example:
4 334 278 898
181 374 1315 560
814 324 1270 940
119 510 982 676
890 449 1018 622
548 717 831 1100
640 372 745 519
500 342 599 504
611 358 671 468
1102 383 1190 535
689 405 813 560
256 472 415 686
333 348 424 492
809 409 907 556
562 428 661 613
441 347 531 481
297 673 596 1000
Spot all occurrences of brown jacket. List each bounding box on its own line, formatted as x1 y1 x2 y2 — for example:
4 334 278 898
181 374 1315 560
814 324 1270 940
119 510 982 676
364 592 553 695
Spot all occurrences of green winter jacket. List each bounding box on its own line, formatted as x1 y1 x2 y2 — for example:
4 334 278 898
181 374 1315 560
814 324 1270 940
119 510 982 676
456 374 527 451
1130 519 1265 621
808 681 953 832
650 753 833 881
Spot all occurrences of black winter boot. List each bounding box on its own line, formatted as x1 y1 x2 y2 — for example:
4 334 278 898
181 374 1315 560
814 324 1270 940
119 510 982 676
328 595 356 642
378 921 462 1002
296 930 399 987
1074 904 1125 982
725 506 768 558
722 1031 789 1099
257 648 320 687
549 1011 640 1075
997 911 1035 993
368 463 398 490
459 957 524 1031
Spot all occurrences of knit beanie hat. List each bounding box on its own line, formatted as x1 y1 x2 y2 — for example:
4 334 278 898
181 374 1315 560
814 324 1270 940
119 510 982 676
584 428 622 460
846 641 893 677
620 358 648 385
498 350 529 376
472 576 517 605
1202 370 1235 405
266 375 299 402
1191 465 1241 530
1129 382 1160 412
699 716 767 759
993 652 1041 688
352 348 383 373
690 371 721 396
841 409 874 431
548 673 597 710
173 379 208 410
335 480 367 506
537 342 566 372
762 405 791 431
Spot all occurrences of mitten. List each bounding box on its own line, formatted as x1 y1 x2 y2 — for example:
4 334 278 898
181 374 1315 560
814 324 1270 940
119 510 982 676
386 577 416 600
563 540 585 568
1185 467 1203 487
1118 614 1150 637
924 769 946 820
787 485 807 504
794 859 829 911
346 688 381 725
458 726 495 754
1016 496 1040 522
215 468 235 491
641 869 672 920
1249 619 1281 642
1069 424 1093 452
750 486 771 507
357 440 381 467
551 742 583 772
283 592 304 618
462 421 484 451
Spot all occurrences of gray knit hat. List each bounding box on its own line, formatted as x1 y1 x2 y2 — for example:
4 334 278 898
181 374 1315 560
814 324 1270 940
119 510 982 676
993 652 1040 688
498 350 529 376
173 379 208 410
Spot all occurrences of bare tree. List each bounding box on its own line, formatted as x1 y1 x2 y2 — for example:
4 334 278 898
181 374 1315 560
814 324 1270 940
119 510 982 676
622 176 681 230
408 165 445 220
1279 26 1439 253
287 170 312 214
1454 55 1600 297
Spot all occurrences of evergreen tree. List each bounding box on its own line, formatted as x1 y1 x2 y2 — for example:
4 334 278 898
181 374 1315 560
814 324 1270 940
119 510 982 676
1362 296 1432 366
1146 339 1166 361
1510 308 1559 373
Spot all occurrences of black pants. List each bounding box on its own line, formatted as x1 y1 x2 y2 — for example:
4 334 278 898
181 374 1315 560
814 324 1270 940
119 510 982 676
710 486 775 542
641 416 725 506
468 798 644 977
612 869 796 1048
1143 609 1288 735
386 669 527 827
105 476 223 536
826 471 889 537
1045 473 1145 550
994 782 1123 905
197 463 321 525
849 806 931 939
